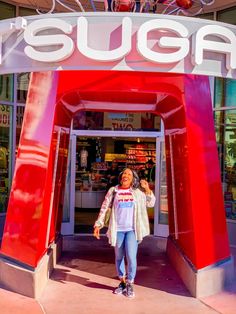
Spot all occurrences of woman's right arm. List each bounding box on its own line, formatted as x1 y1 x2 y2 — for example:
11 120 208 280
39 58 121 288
94 187 115 230
140 179 156 207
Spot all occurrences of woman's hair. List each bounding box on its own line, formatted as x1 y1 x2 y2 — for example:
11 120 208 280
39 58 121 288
118 168 140 189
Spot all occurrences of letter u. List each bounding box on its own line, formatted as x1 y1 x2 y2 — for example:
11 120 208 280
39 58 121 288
77 16 132 61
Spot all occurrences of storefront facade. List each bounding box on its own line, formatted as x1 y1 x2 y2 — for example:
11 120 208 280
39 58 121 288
1 2 236 243
0 1 236 298
1 2 236 239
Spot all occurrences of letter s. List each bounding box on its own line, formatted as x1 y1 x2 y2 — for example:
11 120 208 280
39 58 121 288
24 18 74 62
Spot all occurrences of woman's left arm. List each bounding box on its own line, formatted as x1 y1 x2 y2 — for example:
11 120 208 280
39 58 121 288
140 179 156 207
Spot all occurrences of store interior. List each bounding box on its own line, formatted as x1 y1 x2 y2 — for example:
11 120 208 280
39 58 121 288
74 136 157 234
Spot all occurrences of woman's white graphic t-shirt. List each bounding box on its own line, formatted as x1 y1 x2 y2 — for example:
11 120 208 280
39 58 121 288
115 188 134 232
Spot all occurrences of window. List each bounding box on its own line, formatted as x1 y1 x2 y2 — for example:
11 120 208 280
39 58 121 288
0 1 15 20
0 104 13 213
159 141 168 224
217 6 236 25
214 78 224 109
216 110 236 220
0 74 14 102
16 106 25 148
198 12 214 20
19 7 37 16
225 79 236 107
214 78 236 220
17 73 30 103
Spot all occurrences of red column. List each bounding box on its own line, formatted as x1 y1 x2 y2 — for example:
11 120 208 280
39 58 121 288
163 75 230 269
0 72 62 267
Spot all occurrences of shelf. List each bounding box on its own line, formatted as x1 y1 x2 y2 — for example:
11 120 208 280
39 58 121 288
126 148 155 151
127 161 146 164
0 170 8 173
127 153 156 157
126 144 156 169
105 153 126 162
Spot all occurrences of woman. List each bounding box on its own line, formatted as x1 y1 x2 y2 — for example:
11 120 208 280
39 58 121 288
94 168 156 298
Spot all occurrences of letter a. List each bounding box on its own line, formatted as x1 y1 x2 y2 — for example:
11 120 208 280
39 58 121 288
193 25 236 70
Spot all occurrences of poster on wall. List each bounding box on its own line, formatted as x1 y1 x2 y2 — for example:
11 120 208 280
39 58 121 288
0 105 10 127
104 113 141 130
0 105 24 128
104 112 160 131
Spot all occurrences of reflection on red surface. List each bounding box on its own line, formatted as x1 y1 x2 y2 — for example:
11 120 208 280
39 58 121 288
48 130 70 244
0 72 60 266
0 70 230 270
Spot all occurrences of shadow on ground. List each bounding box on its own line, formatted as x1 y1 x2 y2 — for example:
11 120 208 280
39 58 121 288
53 235 190 297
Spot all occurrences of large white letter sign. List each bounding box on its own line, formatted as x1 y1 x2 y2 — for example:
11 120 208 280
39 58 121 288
24 18 74 62
77 16 132 61
137 19 189 63
193 25 236 70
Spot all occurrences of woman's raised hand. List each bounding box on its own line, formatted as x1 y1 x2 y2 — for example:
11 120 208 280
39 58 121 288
140 179 152 195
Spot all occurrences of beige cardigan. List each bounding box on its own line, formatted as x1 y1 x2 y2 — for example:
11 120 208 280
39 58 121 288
94 186 156 246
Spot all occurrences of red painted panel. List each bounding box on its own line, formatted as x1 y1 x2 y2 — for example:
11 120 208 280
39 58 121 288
0 72 59 267
0 70 230 270
163 75 230 269
182 75 230 268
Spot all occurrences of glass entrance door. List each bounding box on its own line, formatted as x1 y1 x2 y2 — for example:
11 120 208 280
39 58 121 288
154 139 169 237
61 134 76 235
62 130 169 237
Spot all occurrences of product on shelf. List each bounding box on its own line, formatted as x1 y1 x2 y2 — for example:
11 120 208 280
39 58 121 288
92 162 108 170
126 143 156 168
0 146 7 169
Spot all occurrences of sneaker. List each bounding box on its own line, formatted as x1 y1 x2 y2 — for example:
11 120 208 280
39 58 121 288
126 283 135 298
113 281 126 295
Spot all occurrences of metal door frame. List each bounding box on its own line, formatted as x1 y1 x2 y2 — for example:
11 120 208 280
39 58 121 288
62 129 169 237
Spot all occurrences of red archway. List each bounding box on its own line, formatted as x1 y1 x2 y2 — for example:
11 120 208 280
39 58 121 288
0 70 230 292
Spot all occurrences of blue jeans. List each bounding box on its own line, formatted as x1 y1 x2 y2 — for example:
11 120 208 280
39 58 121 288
115 231 138 282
